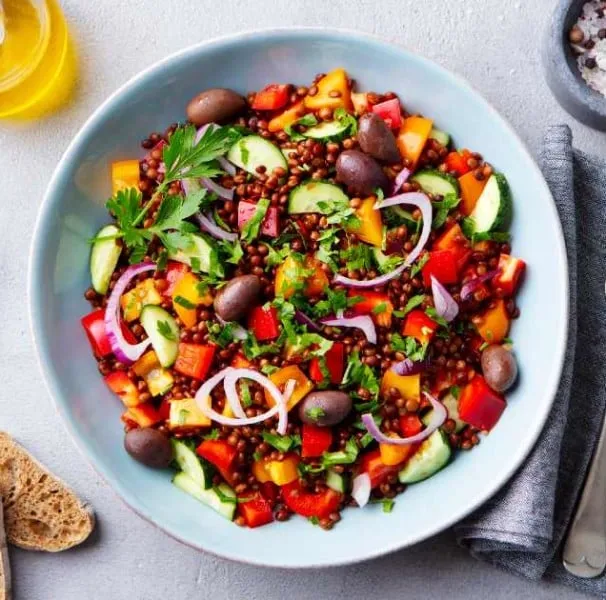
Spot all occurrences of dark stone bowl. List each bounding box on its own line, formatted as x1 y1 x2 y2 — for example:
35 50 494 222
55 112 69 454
543 0 606 130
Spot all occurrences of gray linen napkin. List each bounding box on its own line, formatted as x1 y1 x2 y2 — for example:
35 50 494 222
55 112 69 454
455 125 606 597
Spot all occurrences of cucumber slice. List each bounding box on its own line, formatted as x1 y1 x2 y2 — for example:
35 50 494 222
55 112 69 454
326 469 347 493
168 234 217 275
303 120 349 140
90 224 122 294
173 472 236 520
139 306 179 367
411 169 459 198
398 430 451 484
172 440 211 489
442 393 466 433
288 181 349 214
227 135 287 178
428 128 450 147
464 173 512 234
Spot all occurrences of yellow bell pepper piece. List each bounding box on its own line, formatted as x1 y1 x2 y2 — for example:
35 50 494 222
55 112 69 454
132 351 173 396
348 196 383 247
397 116 433 169
381 371 421 402
265 365 314 411
252 454 299 485
252 458 273 483
380 433 416 466
111 160 140 194
304 68 353 112
133 351 159 377
169 397 211 430
171 272 212 328
120 279 162 322
477 299 510 344
351 92 369 115
268 101 306 133
275 256 328 299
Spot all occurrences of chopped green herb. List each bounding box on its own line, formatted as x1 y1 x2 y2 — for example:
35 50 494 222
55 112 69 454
174 295 197 309
208 322 237 348
382 498 395 513
284 114 319 141
261 432 301 453
432 194 460 230
219 239 244 265
503 337 513 345
354 399 380 413
410 253 430 278
334 107 358 136
156 250 168 272
252 451 263 462
342 350 380 398
309 516 320 526
315 227 341 271
239 380 252 408
260 364 279 375
360 432 375 448
241 198 270 243
390 334 428 362
305 407 326 421
450 385 461 400
203 428 220 440
190 256 201 273
396 294 425 317
340 243 374 272
425 306 449 328
157 320 177 341
372 302 388 315
322 437 359 467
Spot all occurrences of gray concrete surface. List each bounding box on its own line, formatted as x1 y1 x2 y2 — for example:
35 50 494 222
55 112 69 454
0 0 602 598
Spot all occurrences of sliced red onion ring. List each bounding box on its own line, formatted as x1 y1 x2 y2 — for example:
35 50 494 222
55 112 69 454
283 379 297 405
391 167 411 195
201 177 234 201
216 315 247 340
431 275 458 322
460 269 500 301
194 211 238 242
223 367 251 419
334 192 432 289
321 315 377 345
361 392 447 445
352 473 371 508
294 309 322 333
104 262 156 365
391 358 427 376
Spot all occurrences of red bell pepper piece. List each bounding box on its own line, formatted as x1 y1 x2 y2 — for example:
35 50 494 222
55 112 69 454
493 254 526 297
122 404 163 428
259 481 279 504
402 309 437 344
309 342 345 384
248 306 280 341
158 398 171 421
196 440 237 472
422 250 459 287
399 414 423 437
81 309 137 358
237 201 280 237
349 290 394 327
458 375 506 431
301 424 333 458
433 224 472 273
281 480 342 519
371 98 402 130
444 149 473 176
174 343 216 380
163 261 189 297
238 492 274 528
104 371 140 407
430 369 456 397
251 84 290 111
359 449 401 488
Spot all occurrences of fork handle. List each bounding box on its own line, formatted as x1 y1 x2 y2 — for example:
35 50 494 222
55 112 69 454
562 410 606 578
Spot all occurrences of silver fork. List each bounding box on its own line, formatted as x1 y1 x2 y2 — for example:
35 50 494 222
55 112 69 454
562 281 606 578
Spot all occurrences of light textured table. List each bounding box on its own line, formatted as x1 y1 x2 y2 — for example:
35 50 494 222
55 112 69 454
0 1 602 598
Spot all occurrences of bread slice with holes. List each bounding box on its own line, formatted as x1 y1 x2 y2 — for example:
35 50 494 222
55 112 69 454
0 432 95 552
0 499 12 600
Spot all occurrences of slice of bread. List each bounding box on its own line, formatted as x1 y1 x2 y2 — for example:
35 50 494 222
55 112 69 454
0 432 95 552
0 499 11 600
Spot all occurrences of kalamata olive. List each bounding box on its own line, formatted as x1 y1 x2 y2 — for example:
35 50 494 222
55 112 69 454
357 113 401 164
481 345 518 393
186 88 246 127
213 275 261 322
299 390 353 426
335 150 390 197
124 428 172 468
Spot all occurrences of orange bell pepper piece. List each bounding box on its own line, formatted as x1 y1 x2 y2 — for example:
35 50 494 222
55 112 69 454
275 256 328 298
397 116 433 169
111 159 140 194
304 68 353 112
121 404 163 428
120 278 162 322
253 454 299 485
459 171 488 216
265 365 314 411
171 272 212 328
348 196 383 247
380 433 417 466
476 299 510 343
380 370 421 403
268 100 306 132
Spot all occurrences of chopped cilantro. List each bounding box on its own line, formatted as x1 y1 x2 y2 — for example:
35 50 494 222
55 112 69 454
239 380 252 408
208 322 236 348
450 385 461 399
157 320 177 341
390 334 428 361
261 364 279 375
309 516 320 526
360 432 375 448
340 243 375 272
394 294 425 317
190 256 201 273
156 250 168 272
315 227 341 271
372 302 388 315
471 231 511 245
333 107 358 136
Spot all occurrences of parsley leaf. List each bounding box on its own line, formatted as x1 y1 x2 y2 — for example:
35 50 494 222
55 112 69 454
394 294 425 318
410 253 430 278
157 320 177 341
425 306 449 328
284 114 319 141
390 334 428 361
340 243 374 272
261 432 302 453
333 108 358 136
305 406 326 421
203 428 220 440
315 227 341 271
322 437 359 467
431 194 460 230
342 350 380 398
241 198 270 243
312 288 359 319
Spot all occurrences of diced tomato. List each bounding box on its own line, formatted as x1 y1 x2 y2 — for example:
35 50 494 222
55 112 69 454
163 261 189 297
238 492 274 528
422 250 459 287
493 254 526 297
359 449 401 488
301 424 333 458
81 309 137 358
444 149 473 176
196 440 237 472
309 342 345 385
122 404 163 428
237 201 280 238
248 306 280 341
402 309 437 344
458 375 506 431
433 224 472 273
252 84 290 111
174 343 216 380
399 414 423 437
281 480 342 519
371 98 402 130
104 371 140 408
349 290 394 327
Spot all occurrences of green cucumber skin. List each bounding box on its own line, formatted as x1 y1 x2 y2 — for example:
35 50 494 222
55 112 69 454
428 128 450 147
139 306 179 367
288 181 349 215
303 120 349 141
90 224 122 295
172 440 211 489
466 173 512 234
397 430 452 484
227 135 287 178
172 472 236 520
411 169 459 198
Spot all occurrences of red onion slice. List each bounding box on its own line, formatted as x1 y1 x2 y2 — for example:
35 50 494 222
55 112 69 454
431 275 459 322
391 358 427 376
361 392 447 445
195 124 237 176
200 177 234 201
334 192 432 289
194 211 238 242
460 269 500 301
222 368 248 419
283 379 297 405
294 309 322 333
352 473 371 507
104 262 156 365
391 168 411 195
321 315 377 345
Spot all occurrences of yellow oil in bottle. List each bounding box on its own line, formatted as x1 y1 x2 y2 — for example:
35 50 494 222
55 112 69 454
0 0 77 119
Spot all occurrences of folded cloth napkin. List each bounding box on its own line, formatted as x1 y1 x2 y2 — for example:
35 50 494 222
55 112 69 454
455 125 606 597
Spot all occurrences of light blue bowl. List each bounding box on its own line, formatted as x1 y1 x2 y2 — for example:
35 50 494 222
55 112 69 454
28 28 568 568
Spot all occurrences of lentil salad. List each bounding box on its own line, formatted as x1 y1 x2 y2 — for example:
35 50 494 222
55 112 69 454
82 68 526 529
